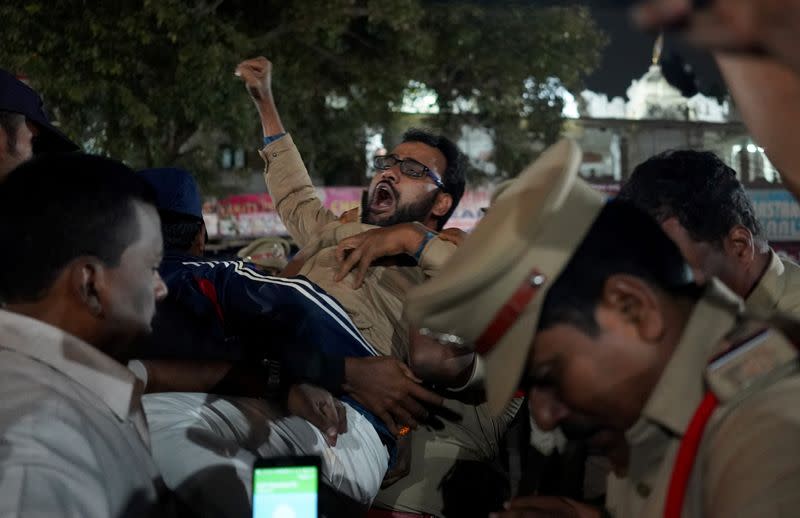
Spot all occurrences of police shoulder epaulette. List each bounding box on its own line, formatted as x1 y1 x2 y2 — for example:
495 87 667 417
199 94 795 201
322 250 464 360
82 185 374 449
706 320 799 404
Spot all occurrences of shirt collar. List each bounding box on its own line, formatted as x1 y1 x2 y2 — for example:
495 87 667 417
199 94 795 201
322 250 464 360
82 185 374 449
745 249 783 313
0 309 139 422
628 280 742 443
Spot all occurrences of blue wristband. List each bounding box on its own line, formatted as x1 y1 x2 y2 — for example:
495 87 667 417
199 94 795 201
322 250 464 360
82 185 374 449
262 132 286 146
413 231 437 262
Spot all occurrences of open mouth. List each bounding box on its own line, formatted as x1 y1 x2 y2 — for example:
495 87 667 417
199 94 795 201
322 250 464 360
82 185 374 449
370 182 397 213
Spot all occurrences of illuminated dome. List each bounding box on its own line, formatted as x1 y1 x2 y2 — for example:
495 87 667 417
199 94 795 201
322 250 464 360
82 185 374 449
626 35 688 120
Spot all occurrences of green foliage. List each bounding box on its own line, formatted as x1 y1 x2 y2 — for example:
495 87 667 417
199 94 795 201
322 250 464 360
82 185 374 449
0 0 605 190
415 4 606 178
0 0 254 186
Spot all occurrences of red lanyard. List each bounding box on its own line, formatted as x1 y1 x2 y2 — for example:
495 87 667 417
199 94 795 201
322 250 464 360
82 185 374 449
663 392 719 518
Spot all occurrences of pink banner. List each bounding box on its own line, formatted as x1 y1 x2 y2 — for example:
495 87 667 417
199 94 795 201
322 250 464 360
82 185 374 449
204 187 494 238
203 184 611 239
204 188 360 238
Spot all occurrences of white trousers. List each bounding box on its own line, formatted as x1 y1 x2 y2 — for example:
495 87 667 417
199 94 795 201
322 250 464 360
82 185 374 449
142 392 389 518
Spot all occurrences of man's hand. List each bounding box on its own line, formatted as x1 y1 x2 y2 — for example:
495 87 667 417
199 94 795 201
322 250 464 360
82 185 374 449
235 56 273 103
489 496 602 518
343 356 444 436
287 383 347 447
711 52 800 203
409 327 476 388
438 227 467 247
633 0 761 50
335 224 428 288
633 0 800 75
235 56 285 136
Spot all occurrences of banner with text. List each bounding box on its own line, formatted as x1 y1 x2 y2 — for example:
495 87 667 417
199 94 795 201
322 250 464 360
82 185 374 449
749 189 800 242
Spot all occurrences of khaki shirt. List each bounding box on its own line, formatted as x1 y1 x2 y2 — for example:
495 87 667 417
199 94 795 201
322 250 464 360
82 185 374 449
747 249 800 316
606 282 800 517
260 134 456 359
0 309 165 517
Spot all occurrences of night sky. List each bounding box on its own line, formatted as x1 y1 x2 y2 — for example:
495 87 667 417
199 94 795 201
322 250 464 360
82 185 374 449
454 0 726 99
584 3 724 99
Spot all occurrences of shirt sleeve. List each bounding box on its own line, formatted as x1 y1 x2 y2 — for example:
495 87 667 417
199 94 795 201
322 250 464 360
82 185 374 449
259 134 338 248
417 236 458 277
263 133 286 146
210 262 347 393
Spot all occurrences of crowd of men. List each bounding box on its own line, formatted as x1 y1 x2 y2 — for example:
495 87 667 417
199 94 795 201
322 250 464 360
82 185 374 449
3 1 800 517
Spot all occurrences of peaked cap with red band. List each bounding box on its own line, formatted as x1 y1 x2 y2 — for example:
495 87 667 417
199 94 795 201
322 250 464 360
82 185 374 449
237 237 291 270
405 139 607 415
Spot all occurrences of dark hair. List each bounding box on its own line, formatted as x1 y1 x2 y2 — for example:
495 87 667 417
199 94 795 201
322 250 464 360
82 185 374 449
0 153 156 303
401 128 467 230
0 110 25 151
159 210 204 252
539 200 701 336
618 150 764 248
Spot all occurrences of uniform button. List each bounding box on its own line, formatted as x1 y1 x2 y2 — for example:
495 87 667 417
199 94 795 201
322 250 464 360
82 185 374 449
272 152 278 158
636 482 651 498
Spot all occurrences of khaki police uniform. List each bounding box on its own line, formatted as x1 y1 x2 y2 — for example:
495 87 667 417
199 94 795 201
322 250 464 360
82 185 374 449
260 135 520 516
606 281 800 517
747 248 800 316
404 138 800 517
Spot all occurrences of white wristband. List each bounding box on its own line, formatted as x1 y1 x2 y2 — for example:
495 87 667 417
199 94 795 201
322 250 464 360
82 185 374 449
127 359 149 389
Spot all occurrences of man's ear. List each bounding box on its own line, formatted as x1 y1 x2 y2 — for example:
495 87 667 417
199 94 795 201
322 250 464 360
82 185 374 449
0 126 9 155
432 191 453 218
191 222 207 256
599 274 664 342
69 258 105 317
724 224 755 264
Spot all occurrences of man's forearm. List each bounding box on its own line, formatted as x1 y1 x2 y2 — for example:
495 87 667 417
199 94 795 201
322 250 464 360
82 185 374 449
138 359 230 393
408 328 476 388
715 53 800 199
255 96 285 138
138 359 267 396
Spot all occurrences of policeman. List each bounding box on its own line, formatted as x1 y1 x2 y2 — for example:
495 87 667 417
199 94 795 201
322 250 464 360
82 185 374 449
0 69 78 179
406 140 800 517
618 149 800 317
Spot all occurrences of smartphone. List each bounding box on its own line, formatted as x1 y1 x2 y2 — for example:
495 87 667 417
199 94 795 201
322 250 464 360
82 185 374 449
252 456 321 518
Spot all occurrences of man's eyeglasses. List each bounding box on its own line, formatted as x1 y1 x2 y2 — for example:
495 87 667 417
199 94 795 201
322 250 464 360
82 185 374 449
373 154 445 190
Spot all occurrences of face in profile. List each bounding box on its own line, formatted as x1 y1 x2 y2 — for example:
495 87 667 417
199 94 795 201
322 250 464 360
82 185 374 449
0 118 36 181
524 287 669 457
98 202 167 360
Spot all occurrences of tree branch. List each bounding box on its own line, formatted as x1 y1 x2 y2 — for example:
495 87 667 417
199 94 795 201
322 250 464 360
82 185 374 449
248 25 290 49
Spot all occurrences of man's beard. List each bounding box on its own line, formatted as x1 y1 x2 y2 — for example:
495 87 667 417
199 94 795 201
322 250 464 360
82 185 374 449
362 188 438 227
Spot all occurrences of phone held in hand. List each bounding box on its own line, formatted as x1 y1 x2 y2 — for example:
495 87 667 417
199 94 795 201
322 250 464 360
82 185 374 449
252 456 321 518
